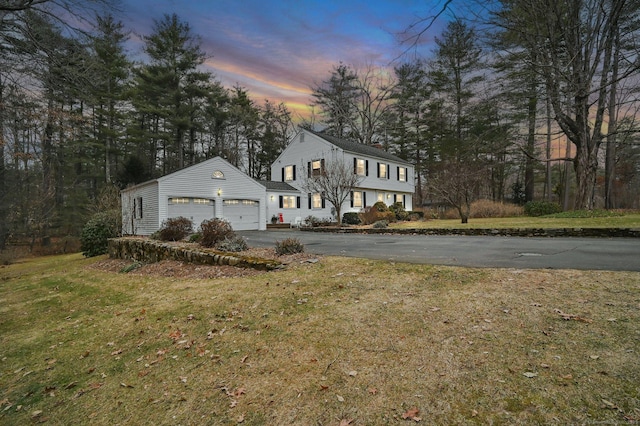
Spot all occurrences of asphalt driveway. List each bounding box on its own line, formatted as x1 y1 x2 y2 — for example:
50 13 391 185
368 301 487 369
239 230 640 272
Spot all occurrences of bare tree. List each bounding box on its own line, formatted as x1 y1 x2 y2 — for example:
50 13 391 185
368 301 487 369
299 158 363 226
428 160 486 223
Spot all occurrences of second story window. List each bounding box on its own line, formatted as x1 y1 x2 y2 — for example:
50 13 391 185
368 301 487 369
283 165 295 181
309 159 325 177
398 167 406 182
354 158 368 176
378 162 389 179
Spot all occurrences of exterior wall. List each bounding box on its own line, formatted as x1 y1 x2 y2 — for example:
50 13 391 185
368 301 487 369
121 181 159 236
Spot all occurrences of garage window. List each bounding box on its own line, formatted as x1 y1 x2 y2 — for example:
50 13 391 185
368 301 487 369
193 198 213 205
169 197 190 204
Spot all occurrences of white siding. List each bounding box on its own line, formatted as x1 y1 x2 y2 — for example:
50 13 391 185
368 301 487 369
121 181 159 236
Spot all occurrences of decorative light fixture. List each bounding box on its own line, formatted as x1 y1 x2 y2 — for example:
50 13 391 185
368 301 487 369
217 188 222 196
270 195 274 201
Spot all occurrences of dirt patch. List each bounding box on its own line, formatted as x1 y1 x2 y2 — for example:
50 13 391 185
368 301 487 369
88 247 320 279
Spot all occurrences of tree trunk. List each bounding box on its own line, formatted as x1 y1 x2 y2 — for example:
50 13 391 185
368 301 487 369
524 86 537 202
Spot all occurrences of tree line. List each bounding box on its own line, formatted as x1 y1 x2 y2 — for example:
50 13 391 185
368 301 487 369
1 0 639 247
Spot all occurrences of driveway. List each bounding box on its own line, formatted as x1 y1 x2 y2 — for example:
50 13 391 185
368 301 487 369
239 230 640 272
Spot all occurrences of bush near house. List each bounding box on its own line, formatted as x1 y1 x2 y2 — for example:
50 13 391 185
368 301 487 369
216 236 248 252
80 211 120 257
389 202 409 221
199 218 235 248
342 212 361 225
157 216 194 241
359 206 396 225
372 220 389 229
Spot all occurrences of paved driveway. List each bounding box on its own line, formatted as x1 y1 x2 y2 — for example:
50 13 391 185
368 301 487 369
239 230 640 272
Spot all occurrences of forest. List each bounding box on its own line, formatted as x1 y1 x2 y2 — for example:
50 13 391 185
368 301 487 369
1 0 639 249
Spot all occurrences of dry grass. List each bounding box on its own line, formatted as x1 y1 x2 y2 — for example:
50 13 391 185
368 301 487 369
1 254 639 425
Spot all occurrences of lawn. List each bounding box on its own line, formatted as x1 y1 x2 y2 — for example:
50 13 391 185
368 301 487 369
392 212 640 230
1 253 639 425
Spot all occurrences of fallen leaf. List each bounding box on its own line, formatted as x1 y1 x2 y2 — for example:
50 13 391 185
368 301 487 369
120 383 134 388
111 349 122 356
339 419 354 426
523 372 538 378
229 400 237 408
602 399 618 410
169 329 182 340
402 407 420 420
368 387 378 395
234 388 246 397
348 370 357 377
590 355 600 360
336 395 345 402
240 355 248 363
237 413 245 423
319 385 329 391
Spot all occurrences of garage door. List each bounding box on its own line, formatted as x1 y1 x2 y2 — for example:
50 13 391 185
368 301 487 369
168 198 214 228
223 199 260 231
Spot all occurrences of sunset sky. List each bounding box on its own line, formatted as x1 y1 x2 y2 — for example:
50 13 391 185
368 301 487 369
117 0 457 120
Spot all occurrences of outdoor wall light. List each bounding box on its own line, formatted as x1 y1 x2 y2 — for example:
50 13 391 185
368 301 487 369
270 195 274 201
217 188 222 196
387 194 391 199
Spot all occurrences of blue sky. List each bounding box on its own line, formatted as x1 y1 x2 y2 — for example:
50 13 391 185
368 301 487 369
117 0 453 119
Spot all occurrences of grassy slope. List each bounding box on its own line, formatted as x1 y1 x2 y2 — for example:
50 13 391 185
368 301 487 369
1 254 639 425
392 213 640 230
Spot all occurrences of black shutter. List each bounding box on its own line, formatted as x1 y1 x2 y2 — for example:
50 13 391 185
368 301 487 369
281 167 285 181
296 196 301 209
308 193 311 209
279 196 283 208
366 160 369 176
293 165 296 180
307 161 311 178
321 159 325 174
353 158 357 174
377 163 380 178
397 166 400 180
363 192 367 208
321 195 325 208
403 194 406 207
387 164 390 179
350 191 354 208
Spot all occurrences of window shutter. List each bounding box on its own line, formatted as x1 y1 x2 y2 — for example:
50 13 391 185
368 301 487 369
366 160 369 176
321 159 325 173
308 193 311 209
279 195 283 208
363 192 367 208
353 158 357 174
307 161 311 178
403 194 406 207
296 196 301 209
293 165 296 180
397 166 400 180
350 191 354 208
387 164 390 179
377 163 380 178
281 167 285 181
321 195 325 209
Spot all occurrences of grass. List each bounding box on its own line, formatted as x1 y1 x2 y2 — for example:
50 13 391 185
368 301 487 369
392 212 640 230
1 253 640 425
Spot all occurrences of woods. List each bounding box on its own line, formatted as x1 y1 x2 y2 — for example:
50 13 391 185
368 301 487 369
1 0 639 246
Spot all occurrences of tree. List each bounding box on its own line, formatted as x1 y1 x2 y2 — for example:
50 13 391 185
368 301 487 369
311 63 359 138
428 160 486 223
493 0 640 209
299 158 363 226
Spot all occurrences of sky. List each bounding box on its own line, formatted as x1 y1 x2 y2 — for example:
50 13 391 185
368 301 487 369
116 0 454 120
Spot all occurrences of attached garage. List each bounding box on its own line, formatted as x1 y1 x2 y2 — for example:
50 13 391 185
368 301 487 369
167 197 215 229
222 199 260 231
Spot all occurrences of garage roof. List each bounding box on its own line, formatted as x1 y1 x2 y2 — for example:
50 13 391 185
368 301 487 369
256 180 298 192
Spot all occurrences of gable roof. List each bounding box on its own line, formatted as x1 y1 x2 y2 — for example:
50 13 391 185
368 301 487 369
256 180 298 192
305 129 410 164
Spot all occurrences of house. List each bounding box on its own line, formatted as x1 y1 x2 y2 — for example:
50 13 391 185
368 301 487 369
121 129 415 235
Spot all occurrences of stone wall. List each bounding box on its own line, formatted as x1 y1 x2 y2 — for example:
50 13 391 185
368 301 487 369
108 238 282 271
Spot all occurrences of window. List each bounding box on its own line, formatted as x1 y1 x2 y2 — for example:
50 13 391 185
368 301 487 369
283 165 295 181
309 159 324 177
169 197 189 204
377 193 384 203
354 158 368 176
311 193 323 209
398 167 406 182
212 170 224 179
193 198 212 205
351 191 365 208
134 197 143 219
279 195 300 209
377 163 389 179
395 194 404 206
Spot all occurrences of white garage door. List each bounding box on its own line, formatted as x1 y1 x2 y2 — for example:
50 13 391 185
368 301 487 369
168 198 214 229
223 199 260 231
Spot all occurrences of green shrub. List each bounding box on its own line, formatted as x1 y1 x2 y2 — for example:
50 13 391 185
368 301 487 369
188 232 202 243
275 238 304 255
408 211 425 219
524 201 563 217
199 218 235 248
342 212 361 225
80 211 120 257
372 201 389 212
158 216 193 241
372 220 389 229
389 202 408 221
359 207 396 225
216 236 248 252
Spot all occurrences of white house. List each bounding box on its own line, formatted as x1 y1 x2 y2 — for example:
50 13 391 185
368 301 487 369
121 129 415 235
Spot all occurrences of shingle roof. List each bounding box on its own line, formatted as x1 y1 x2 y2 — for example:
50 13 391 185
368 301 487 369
305 129 410 164
256 180 298 191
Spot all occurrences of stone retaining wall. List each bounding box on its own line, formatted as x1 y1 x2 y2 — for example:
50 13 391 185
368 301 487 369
108 238 282 271
302 227 640 238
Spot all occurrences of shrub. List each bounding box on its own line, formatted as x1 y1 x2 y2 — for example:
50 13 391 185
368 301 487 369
372 201 389 212
372 220 389 229
80 211 120 257
389 202 409 221
359 206 396 225
216 236 248 252
408 210 425 219
524 201 563 217
275 237 304 255
158 216 193 241
342 212 361 225
471 199 524 218
304 216 334 227
199 218 235 248
188 232 202 243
